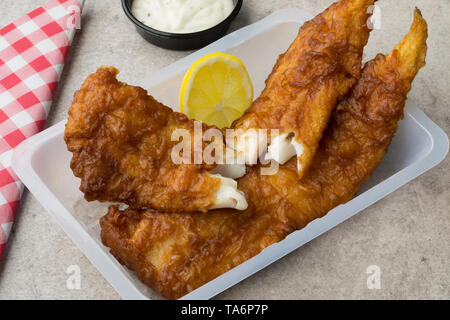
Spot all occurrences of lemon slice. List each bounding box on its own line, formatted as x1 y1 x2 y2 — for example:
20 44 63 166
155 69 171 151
180 52 253 128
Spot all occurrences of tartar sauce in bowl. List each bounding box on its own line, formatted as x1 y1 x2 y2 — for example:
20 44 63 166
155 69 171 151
131 0 235 34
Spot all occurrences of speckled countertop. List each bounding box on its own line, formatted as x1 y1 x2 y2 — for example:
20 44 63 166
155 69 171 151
0 0 448 300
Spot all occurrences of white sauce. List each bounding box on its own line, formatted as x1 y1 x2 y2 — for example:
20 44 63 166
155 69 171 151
131 0 235 34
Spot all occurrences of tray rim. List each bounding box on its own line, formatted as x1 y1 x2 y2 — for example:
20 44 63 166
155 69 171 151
11 8 449 300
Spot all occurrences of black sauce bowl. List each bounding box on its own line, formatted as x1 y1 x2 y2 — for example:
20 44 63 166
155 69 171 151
122 0 243 51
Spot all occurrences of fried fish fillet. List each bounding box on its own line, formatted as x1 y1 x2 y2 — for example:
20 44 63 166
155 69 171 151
232 0 374 178
65 67 247 212
100 9 427 299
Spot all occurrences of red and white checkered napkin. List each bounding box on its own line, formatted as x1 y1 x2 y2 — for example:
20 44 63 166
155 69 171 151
0 0 85 260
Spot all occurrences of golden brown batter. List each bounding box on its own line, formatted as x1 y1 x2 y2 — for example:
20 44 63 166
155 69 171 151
100 9 427 299
65 67 247 213
232 0 374 178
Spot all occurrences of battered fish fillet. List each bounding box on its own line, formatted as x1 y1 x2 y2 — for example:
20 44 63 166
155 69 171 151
232 0 374 178
64 67 247 213
100 9 427 299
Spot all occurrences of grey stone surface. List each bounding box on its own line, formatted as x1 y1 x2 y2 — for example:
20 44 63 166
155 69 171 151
0 0 448 300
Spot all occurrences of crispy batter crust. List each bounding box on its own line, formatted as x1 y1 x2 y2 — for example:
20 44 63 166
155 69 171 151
64 67 224 212
100 10 427 299
232 0 374 178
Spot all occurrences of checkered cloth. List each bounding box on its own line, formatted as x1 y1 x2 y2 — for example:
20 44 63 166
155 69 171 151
0 0 84 261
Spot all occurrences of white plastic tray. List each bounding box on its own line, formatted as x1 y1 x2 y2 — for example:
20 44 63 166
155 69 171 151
11 9 449 300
